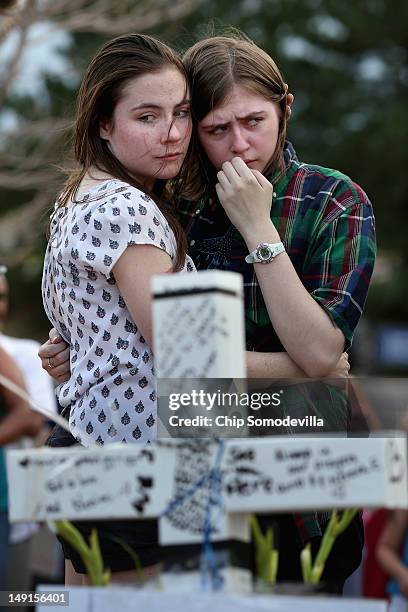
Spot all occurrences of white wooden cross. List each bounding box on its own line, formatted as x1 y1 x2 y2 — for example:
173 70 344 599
5 271 407 603
7 436 408 526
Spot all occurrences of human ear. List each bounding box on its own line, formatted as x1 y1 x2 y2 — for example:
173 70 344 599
283 83 294 120
99 119 112 140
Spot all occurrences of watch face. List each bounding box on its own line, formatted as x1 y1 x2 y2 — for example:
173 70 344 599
257 244 272 261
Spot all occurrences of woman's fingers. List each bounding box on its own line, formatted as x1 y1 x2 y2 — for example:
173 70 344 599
230 157 255 180
220 158 253 185
38 339 66 360
216 170 231 192
325 352 350 379
251 170 274 192
286 93 294 119
343 352 351 373
220 160 241 186
52 346 70 368
283 83 294 120
49 327 62 343
215 183 225 204
53 366 71 381
219 159 265 198
38 340 70 377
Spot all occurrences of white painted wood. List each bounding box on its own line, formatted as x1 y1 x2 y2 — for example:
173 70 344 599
222 436 408 512
6 444 169 522
152 271 246 379
8 435 407 528
36 587 388 612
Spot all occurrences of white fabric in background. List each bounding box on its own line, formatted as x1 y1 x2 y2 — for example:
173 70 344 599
0 333 57 542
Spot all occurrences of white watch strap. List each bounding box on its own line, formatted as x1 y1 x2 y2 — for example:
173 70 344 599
245 241 285 264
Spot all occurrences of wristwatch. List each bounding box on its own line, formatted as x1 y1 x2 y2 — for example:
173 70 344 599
245 241 285 264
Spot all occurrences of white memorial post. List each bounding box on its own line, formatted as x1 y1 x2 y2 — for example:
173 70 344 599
152 270 246 379
35 587 388 612
152 270 250 591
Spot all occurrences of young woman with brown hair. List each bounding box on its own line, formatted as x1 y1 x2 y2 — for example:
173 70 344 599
41 33 195 584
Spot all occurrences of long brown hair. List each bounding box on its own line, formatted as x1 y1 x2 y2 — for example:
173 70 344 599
56 33 189 271
179 33 288 201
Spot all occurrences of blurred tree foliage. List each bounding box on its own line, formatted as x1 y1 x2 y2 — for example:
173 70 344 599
0 0 407 339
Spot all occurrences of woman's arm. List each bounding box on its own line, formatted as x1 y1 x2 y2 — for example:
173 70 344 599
377 509 408 598
0 346 43 445
246 351 305 378
39 327 349 383
243 236 345 377
246 350 349 379
216 157 344 377
112 243 172 350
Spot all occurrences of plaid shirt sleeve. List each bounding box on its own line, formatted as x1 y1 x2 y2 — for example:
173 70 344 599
302 181 376 349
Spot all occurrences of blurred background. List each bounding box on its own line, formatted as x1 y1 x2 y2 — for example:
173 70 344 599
0 0 407 599
0 0 407 374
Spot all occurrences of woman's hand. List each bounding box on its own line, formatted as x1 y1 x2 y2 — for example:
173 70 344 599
326 352 350 378
38 329 70 382
215 157 275 241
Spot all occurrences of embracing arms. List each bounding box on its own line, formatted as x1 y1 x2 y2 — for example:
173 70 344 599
215 157 375 377
39 331 349 382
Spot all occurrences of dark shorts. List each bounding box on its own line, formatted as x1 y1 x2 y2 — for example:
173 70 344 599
46 419 160 573
57 518 160 574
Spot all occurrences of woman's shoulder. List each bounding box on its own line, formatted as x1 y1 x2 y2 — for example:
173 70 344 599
74 178 144 205
60 179 157 229
57 180 175 264
74 179 162 218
